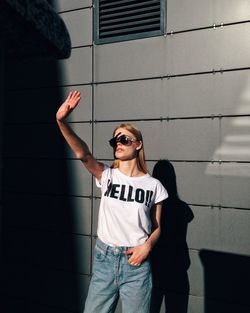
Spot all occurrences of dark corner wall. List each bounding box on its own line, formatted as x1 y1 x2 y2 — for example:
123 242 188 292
1 0 90 312
1 1 250 313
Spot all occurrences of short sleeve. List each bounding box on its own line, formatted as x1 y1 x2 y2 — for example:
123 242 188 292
95 165 110 188
154 179 168 204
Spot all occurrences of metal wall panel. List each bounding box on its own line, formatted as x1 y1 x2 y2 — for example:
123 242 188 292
93 198 100 236
4 85 92 123
6 265 90 312
94 70 250 120
220 117 250 162
93 119 220 161
95 24 250 82
62 86 92 122
53 0 92 12
166 24 250 75
4 123 91 163
58 47 92 85
60 8 92 47
3 123 91 159
7 47 92 89
167 0 214 31
94 36 166 82
167 0 250 31
187 206 221 251
66 160 92 196
145 119 220 160
6 228 91 274
220 208 250 254
188 250 204 296
4 159 91 196
173 162 221 205
221 165 250 208
4 193 92 235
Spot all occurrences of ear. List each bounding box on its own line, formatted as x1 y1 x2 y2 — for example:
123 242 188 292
136 141 143 150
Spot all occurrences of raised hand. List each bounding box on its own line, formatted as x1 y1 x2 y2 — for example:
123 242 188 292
56 90 81 122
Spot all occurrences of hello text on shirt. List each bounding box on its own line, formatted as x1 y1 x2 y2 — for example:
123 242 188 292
104 179 154 207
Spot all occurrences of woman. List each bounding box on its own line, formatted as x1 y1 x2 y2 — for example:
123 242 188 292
56 91 168 313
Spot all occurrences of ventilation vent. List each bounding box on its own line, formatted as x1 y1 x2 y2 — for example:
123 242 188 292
94 0 165 44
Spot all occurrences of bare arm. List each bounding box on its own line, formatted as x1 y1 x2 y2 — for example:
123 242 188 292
125 201 163 266
56 91 104 180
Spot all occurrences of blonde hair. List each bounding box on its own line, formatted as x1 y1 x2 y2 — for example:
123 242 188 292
111 123 148 174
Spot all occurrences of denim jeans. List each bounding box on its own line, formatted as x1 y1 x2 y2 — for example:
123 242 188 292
83 238 152 313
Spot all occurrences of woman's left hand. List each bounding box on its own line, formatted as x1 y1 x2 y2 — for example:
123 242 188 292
125 242 151 266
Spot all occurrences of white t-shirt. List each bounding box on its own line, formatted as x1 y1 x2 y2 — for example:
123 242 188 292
96 167 168 247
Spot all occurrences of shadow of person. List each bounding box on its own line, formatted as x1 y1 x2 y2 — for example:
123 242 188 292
150 160 194 313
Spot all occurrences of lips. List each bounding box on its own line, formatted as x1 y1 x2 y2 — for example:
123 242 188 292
115 147 124 153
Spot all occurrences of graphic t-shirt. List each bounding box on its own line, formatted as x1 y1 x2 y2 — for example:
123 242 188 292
96 167 168 247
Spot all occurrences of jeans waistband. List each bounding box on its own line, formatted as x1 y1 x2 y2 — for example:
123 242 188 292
96 238 133 254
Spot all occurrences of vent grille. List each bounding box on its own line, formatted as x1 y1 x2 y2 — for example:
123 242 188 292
94 0 165 44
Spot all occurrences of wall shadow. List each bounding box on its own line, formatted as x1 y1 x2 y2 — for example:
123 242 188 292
150 160 194 313
1 39 87 313
200 249 250 313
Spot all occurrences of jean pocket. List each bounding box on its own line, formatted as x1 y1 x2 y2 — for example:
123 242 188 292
94 245 106 262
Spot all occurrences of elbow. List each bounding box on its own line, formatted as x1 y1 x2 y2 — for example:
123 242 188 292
76 151 91 162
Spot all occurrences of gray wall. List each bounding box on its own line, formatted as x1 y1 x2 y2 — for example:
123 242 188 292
2 1 250 312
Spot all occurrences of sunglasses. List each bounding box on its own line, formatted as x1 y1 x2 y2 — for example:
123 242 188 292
109 134 137 148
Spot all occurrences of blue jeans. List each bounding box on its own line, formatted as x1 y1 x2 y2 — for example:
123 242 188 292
83 238 152 313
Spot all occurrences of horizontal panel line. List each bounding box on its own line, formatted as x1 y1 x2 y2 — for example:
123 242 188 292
6 225 91 237
4 113 250 127
3 157 250 163
167 19 250 35
57 6 93 14
92 67 250 85
6 82 92 92
71 44 93 49
4 120 92 126
3 189 92 199
4 259 91 277
99 158 250 164
5 67 250 92
189 203 250 211
92 113 250 123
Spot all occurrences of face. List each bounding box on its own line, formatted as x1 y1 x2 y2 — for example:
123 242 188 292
110 128 142 160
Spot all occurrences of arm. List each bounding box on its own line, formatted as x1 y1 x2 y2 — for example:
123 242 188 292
125 201 163 266
56 91 104 180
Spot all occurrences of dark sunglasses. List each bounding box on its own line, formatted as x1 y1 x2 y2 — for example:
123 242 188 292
109 134 137 148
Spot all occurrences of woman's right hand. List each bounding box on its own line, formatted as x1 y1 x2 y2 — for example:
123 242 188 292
56 90 81 122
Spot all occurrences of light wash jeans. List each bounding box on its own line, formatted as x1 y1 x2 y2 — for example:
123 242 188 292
83 238 152 313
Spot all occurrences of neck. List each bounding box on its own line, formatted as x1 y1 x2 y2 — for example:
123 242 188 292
118 159 144 177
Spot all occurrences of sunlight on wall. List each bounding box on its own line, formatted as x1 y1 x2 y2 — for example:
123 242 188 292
206 76 250 177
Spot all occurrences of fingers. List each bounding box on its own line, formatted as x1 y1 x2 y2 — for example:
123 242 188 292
68 90 80 100
66 90 81 109
125 245 150 266
125 248 142 266
128 257 141 266
124 248 133 256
